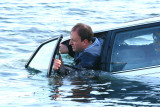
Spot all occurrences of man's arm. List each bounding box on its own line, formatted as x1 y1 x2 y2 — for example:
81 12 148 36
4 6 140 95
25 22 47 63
59 44 69 54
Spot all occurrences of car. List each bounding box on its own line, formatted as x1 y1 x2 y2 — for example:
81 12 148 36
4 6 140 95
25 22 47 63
25 16 160 77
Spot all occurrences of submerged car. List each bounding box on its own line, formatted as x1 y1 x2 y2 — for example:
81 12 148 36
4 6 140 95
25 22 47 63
25 16 160 77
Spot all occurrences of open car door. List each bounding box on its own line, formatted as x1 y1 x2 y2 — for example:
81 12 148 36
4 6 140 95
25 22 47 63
25 35 63 77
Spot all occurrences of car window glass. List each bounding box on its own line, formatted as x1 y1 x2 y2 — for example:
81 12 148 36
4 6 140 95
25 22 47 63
110 26 160 72
29 39 58 72
124 33 153 45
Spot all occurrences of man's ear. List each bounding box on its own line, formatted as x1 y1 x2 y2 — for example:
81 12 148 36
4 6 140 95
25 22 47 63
83 39 88 44
82 39 90 48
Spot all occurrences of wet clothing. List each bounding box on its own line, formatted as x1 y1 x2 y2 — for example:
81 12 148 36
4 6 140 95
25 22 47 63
62 37 103 70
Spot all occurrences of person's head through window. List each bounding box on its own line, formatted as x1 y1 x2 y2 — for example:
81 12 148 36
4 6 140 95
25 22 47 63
69 23 93 52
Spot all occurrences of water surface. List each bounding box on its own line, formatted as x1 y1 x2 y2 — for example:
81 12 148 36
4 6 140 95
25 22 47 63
0 0 160 106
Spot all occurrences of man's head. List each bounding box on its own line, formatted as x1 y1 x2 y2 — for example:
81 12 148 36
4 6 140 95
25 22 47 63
69 23 93 52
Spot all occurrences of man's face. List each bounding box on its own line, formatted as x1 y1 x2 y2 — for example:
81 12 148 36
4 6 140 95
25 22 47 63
69 31 85 52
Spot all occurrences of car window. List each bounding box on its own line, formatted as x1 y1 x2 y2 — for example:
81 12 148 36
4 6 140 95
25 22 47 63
110 26 160 72
27 38 58 72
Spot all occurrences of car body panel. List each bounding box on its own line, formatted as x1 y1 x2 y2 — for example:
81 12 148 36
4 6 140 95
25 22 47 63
112 65 160 77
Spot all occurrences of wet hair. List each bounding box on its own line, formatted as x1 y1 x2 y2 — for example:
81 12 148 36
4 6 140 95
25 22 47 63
71 23 93 42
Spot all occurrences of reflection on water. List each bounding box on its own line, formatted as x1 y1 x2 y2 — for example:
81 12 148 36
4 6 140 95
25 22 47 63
1 0 160 106
48 71 112 103
44 71 160 106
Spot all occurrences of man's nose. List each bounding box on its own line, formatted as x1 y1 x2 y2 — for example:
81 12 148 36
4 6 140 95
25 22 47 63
69 40 72 45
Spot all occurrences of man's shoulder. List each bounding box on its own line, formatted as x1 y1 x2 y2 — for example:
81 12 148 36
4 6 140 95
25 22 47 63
93 37 104 45
85 37 103 54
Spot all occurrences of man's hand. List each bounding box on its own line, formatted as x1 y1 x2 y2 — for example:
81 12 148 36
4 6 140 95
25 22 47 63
53 59 61 71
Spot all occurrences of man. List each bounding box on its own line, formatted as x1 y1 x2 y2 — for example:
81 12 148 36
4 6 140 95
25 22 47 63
53 23 103 71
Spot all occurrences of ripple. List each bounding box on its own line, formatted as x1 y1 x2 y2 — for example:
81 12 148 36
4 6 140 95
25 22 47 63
0 72 18 77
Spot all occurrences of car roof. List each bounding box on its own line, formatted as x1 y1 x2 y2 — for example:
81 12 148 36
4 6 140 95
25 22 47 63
93 16 160 33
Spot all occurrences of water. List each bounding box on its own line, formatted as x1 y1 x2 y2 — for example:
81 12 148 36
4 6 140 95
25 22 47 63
0 0 160 106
